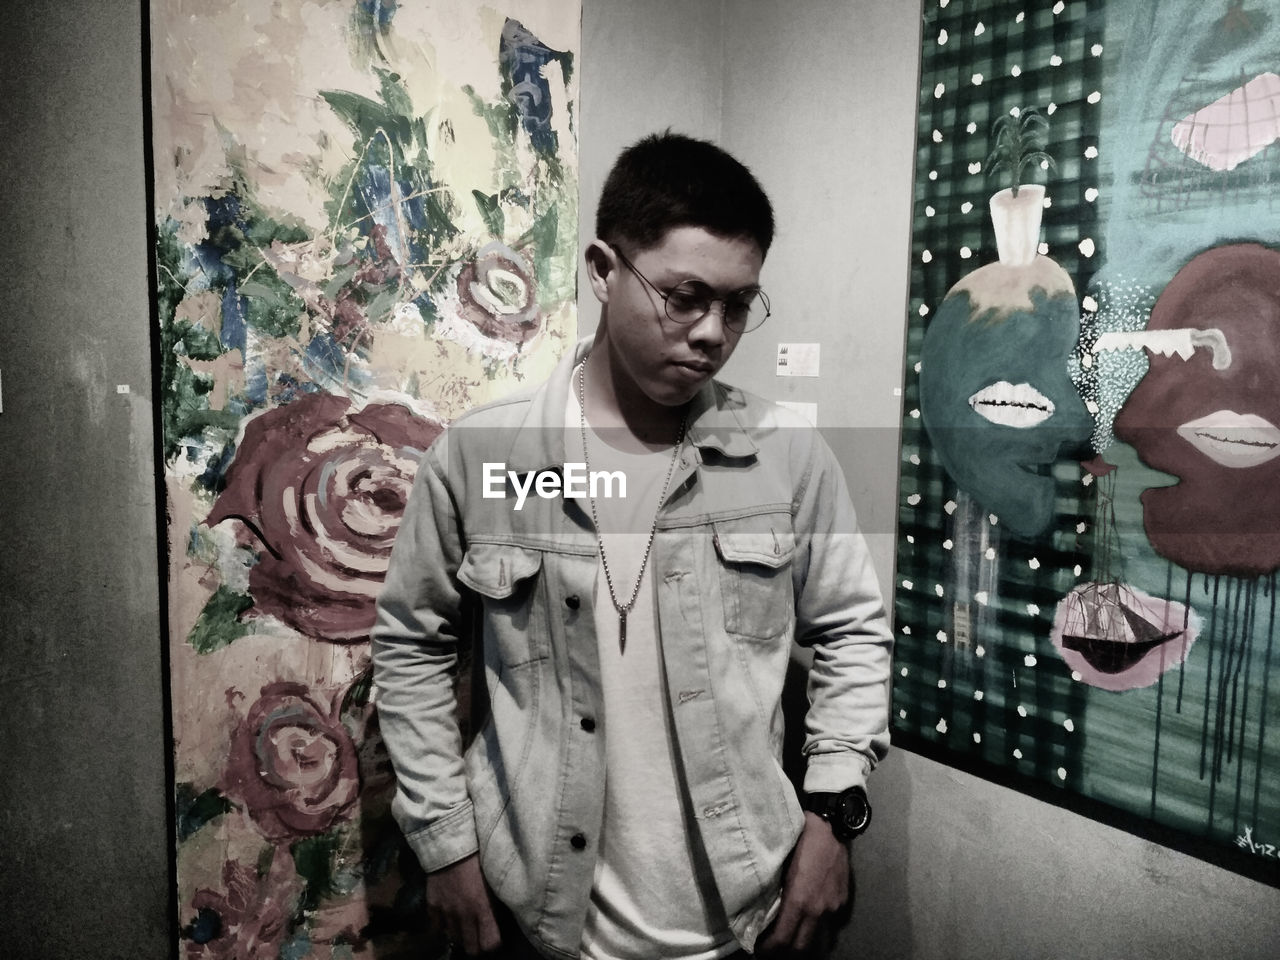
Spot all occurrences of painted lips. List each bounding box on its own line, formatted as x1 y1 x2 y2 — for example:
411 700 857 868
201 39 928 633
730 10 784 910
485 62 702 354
1177 410 1280 468
968 380 1055 428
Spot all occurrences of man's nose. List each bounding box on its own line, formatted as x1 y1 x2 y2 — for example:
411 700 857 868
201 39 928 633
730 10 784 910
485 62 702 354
687 300 730 345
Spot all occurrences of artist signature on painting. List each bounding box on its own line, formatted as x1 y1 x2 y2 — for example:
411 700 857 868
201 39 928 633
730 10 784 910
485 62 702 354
1236 826 1280 860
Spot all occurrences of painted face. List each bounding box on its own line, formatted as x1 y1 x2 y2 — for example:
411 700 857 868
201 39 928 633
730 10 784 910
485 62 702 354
919 259 1093 538
591 226 763 411
1114 243 1280 576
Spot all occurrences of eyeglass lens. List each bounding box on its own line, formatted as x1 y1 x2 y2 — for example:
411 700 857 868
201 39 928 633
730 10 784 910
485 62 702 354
664 284 769 332
611 244 770 333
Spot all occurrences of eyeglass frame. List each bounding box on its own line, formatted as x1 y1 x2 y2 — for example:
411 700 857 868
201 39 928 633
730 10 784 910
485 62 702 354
607 243 771 333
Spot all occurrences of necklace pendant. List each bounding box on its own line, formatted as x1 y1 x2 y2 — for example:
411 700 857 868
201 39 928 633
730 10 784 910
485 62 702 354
618 611 627 651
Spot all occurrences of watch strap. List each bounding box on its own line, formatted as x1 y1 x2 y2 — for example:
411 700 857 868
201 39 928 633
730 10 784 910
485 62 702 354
802 786 871 841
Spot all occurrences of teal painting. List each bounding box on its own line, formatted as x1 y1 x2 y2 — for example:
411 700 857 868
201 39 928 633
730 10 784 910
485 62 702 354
895 0 1280 884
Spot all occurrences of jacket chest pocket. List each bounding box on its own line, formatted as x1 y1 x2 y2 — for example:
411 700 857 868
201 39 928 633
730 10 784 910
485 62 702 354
457 542 548 667
713 514 796 640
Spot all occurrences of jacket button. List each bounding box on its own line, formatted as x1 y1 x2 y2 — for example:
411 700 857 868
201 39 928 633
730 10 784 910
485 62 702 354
565 595 580 609
580 717 596 732
570 833 587 850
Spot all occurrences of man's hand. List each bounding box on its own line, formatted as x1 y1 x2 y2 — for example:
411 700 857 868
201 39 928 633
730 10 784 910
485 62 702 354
755 812 852 958
426 854 503 957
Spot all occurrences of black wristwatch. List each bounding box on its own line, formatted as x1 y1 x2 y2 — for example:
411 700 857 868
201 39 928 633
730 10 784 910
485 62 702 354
802 786 872 842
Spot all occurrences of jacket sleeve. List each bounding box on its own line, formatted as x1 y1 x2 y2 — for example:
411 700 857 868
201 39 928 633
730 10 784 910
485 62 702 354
372 434 480 872
790 429 894 794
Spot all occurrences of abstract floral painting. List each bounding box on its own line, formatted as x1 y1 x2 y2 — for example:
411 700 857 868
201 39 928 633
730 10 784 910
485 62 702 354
149 1 579 954
895 0 1280 884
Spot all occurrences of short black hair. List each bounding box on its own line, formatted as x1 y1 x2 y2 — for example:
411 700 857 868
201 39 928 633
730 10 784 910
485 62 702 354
595 131 775 256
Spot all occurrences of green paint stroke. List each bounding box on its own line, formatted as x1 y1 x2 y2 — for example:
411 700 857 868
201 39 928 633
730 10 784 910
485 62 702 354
321 69 461 250
188 585 255 654
175 783 234 842
210 185 309 340
236 271 305 341
341 666 374 716
291 833 342 911
155 224 244 461
472 190 505 238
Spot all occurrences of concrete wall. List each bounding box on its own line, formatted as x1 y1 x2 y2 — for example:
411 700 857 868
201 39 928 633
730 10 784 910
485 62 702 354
1 0 1277 957
0 0 171 957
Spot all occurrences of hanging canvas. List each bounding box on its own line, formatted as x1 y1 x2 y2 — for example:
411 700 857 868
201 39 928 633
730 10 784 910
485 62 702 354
149 1 579 955
894 0 1280 884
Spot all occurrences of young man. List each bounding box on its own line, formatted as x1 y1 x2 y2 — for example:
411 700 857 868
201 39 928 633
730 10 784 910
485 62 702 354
373 133 893 959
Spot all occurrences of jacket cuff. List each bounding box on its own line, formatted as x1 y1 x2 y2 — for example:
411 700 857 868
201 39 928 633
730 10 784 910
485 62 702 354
403 800 481 873
802 753 872 795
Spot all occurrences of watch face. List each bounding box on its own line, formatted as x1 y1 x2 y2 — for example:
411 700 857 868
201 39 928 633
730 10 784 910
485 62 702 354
835 789 871 836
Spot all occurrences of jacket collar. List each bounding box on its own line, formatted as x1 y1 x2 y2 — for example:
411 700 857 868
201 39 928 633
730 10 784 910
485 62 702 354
504 337 759 472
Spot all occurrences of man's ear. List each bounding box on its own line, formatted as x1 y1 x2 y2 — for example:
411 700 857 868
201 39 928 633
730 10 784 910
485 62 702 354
584 240 616 305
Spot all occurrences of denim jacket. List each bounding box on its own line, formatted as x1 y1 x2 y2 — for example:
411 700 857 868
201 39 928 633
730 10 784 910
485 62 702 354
372 340 892 958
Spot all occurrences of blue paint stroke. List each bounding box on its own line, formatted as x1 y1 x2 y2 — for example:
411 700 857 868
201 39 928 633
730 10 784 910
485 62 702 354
199 439 239 493
280 931 313 960
193 193 251 353
244 335 268 408
357 0 397 29
186 906 221 944
354 164 412 265
500 19 574 155
302 332 369 394
195 193 241 283
219 283 247 354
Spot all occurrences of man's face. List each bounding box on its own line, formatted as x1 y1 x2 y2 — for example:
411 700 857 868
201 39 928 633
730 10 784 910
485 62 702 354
1115 243 1280 575
592 226 764 408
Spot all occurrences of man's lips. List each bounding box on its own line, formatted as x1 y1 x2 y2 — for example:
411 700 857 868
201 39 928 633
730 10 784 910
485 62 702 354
672 359 715 375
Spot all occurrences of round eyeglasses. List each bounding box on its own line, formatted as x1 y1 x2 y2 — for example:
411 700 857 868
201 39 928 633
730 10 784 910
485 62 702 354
610 244 771 333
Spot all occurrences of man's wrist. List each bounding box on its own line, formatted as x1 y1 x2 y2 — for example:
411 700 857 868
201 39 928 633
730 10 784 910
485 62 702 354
801 786 871 842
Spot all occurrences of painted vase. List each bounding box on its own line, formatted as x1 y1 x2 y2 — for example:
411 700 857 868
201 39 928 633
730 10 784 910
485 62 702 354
988 183 1046 267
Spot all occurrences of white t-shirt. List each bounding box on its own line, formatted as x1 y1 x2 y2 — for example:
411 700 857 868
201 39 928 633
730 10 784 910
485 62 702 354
568 389 736 960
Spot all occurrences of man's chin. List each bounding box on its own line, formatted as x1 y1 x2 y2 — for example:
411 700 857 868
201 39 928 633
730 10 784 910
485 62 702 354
649 378 707 408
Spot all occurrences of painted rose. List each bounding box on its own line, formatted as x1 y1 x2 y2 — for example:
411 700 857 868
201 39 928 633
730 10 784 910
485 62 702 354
223 681 360 841
206 392 442 641
435 241 543 360
185 849 302 959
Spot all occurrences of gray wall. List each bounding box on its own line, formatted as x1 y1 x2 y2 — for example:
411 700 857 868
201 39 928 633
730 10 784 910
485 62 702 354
0 0 170 957
1 0 1277 957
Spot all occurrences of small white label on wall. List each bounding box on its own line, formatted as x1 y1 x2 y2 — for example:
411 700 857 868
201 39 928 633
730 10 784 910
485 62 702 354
776 342 820 377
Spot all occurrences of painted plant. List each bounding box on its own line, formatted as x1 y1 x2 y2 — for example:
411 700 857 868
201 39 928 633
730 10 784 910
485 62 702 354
151 2 580 956
985 107 1056 266
985 107 1055 196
